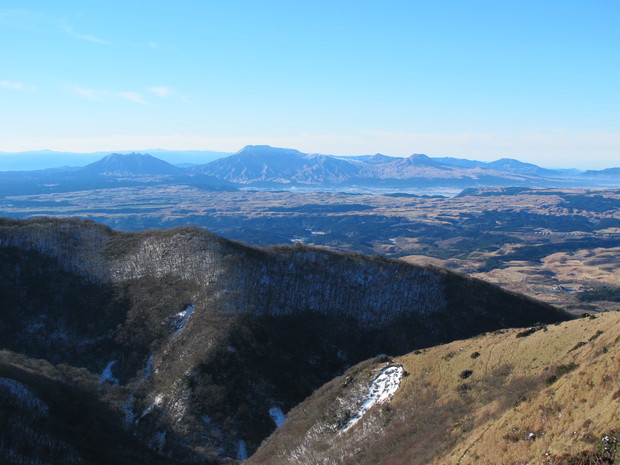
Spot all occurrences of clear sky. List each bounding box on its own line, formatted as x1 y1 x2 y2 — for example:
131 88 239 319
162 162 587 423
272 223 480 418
1 1 619 168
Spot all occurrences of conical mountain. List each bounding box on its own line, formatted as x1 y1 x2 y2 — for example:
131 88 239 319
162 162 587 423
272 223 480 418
82 152 183 176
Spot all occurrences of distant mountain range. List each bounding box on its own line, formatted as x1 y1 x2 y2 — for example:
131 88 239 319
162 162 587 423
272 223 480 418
0 145 619 194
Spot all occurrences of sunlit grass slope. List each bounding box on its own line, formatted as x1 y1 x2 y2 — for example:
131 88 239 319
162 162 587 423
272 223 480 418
250 312 620 465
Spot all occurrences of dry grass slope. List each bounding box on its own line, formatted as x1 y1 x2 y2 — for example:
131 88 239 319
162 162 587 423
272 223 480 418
249 312 620 465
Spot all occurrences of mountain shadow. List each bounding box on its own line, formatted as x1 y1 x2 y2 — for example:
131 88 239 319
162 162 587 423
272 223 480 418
0 217 570 463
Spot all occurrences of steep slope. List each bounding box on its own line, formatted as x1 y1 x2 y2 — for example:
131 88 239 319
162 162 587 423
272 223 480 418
249 312 620 465
0 217 569 463
0 351 215 465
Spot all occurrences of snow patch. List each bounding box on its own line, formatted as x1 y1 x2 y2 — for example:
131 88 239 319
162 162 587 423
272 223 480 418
237 440 248 461
170 304 195 335
141 393 165 418
269 406 286 427
342 365 403 432
100 360 119 384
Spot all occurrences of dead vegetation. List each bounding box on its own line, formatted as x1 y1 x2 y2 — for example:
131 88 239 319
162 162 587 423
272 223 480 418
249 312 620 465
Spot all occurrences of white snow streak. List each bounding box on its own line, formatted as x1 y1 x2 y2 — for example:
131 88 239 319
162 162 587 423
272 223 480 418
141 393 165 418
171 304 195 335
269 406 286 427
342 365 403 432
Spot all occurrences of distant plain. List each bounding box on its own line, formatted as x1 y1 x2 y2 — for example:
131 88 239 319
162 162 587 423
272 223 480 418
2 184 619 314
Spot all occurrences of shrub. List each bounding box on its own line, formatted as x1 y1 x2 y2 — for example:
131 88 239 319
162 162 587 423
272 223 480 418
546 374 559 386
571 342 587 352
589 330 604 342
516 327 542 338
557 362 580 377
546 362 579 386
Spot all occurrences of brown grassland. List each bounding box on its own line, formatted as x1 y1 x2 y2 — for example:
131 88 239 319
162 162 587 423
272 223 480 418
250 312 620 465
2 186 619 314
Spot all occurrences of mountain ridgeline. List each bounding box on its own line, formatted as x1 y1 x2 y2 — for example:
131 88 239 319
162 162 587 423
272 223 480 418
0 218 569 464
189 146 587 187
2 146 619 197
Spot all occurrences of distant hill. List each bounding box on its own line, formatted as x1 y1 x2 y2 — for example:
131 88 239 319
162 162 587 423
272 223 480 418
0 218 568 463
345 153 397 164
484 157 563 177
82 153 183 176
431 156 486 169
0 153 236 196
581 167 620 178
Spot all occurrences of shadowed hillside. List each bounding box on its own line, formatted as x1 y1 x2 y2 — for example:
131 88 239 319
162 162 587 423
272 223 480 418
0 217 569 463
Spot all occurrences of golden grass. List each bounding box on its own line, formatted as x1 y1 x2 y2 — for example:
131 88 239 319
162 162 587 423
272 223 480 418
250 312 620 465
397 313 620 465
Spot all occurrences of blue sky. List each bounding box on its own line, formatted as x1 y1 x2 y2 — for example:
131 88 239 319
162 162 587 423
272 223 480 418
1 1 619 168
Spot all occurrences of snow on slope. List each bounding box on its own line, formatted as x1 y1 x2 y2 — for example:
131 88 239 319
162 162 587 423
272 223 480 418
170 304 195 335
237 440 248 460
100 360 119 384
269 407 286 427
342 365 403 432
